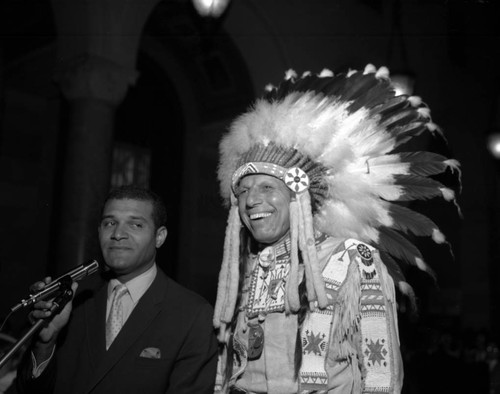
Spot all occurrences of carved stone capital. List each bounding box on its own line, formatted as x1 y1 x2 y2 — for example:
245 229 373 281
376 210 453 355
53 54 139 105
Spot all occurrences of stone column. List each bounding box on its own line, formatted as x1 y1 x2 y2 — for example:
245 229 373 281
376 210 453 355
49 0 161 272
53 55 138 270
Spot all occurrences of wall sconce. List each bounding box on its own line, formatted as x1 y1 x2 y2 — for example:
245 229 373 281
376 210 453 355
386 0 416 97
486 96 500 159
487 132 500 159
192 0 230 17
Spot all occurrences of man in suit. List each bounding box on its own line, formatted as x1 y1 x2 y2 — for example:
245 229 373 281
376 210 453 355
17 185 218 393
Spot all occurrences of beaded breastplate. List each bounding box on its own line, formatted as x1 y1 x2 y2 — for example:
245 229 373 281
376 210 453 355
245 237 291 319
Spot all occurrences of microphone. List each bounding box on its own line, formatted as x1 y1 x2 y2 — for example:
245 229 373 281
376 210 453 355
10 260 100 312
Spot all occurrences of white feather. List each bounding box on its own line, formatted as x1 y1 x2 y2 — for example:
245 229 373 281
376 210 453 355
318 68 334 77
363 64 376 74
427 122 445 138
407 96 422 107
415 257 428 271
265 83 275 92
444 159 461 177
376 66 390 79
440 187 455 201
427 122 438 132
398 281 413 296
444 159 462 191
315 200 381 242
417 107 431 119
432 228 446 244
347 69 357 77
285 69 297 80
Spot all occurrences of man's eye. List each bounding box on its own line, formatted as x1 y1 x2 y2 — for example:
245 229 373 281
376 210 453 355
102 221 115 227
131 223 143 228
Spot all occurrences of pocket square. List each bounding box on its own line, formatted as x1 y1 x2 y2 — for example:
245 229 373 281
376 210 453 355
140 347 161 359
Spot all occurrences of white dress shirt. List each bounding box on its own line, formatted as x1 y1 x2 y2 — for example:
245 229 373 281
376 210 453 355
106 263 157 323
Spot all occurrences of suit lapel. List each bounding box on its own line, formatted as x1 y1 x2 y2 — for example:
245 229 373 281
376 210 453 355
84 271 168 393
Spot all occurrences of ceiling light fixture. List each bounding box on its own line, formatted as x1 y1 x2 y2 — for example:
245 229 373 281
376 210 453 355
192 0 230 17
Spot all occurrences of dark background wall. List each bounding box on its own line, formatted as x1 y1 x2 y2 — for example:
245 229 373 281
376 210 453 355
0 0 499 391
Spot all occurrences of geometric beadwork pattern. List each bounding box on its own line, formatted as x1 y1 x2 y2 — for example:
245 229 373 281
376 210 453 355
246 239 292 318
246 261 290 317
361 315 392 390
299 238 397 393
300 309 332 393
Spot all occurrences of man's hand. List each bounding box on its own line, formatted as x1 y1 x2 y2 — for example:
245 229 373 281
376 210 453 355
28 278 78 362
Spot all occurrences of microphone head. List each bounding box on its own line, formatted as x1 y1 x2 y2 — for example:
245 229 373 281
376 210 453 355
10 259 101 313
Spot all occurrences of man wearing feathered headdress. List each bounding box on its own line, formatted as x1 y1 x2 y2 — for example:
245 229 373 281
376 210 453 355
213 65 461 393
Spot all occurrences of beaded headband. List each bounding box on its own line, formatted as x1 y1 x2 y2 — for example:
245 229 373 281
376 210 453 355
231 162 311 195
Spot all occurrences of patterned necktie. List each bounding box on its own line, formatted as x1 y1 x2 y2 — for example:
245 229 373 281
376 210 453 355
105 283 128 350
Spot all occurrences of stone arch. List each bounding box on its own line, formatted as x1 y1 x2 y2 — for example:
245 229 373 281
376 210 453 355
114 1 254 299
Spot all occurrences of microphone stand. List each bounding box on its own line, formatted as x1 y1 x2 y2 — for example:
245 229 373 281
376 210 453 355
0 283 74 370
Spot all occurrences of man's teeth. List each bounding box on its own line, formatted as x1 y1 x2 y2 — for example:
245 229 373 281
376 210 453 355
250 212 272 220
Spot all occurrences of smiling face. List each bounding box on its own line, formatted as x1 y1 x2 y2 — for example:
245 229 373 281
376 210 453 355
236 174 292 246
98 198 167 282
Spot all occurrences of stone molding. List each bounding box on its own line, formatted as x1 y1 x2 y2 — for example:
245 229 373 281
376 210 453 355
53 53 139 105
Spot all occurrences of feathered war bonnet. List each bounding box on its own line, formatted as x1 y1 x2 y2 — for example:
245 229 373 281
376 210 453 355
213 64 461 339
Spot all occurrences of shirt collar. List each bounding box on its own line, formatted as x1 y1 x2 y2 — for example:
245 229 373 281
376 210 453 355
107 263 157 304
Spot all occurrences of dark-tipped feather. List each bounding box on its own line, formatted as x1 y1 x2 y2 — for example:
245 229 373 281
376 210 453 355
378 227 437 280
397 152 451 177
377 250 407 285
339 74 380 102
370 95 409 118
380 109 421 130
388 203 439 237
346 81 395 112
392 123 428 146
378 227 426 268
393 174 446 201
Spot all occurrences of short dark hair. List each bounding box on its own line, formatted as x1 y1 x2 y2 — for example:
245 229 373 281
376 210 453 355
103 185 167 229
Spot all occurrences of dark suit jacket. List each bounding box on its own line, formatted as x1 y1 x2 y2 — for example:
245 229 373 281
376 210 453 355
17 268 218 394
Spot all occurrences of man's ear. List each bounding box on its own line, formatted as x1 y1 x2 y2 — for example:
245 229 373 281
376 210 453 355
155 226 168 248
